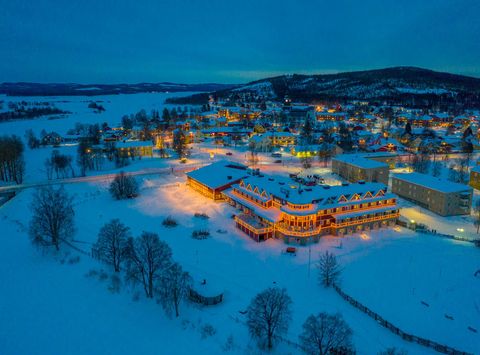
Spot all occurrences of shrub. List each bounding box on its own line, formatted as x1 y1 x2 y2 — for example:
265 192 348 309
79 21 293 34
67 255 81 264
98 270 109 281
132 291 141 302
85 269 99 278
194 212 210 220
109 171 139 200
222 335 235 352
200 324 216 339
192 229 210 240
162 216 179 228
108 274 122 294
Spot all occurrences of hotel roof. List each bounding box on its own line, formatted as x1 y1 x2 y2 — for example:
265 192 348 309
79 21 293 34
186 160 248 190
235 174 389 205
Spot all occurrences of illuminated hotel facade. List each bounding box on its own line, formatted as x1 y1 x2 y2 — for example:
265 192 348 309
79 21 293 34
186 161 399 244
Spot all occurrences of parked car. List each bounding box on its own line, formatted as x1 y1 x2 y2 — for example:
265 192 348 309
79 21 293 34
285 247 296 255
226 152 233 156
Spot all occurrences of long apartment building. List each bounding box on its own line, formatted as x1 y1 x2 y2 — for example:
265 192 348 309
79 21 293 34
222 175 399 244
391 172 472 216
332 154 390 185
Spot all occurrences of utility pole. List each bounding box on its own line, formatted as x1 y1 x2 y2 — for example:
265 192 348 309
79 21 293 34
308 244 312 278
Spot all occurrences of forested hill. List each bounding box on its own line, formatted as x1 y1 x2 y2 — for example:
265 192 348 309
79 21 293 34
167 67 480 108
0 82 236 97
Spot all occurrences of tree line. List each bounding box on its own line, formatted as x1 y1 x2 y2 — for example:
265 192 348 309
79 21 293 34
0 135 25 184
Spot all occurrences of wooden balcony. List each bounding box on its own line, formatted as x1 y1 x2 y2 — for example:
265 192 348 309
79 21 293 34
234 215 272 234
275 224 327 237
333 212 400 228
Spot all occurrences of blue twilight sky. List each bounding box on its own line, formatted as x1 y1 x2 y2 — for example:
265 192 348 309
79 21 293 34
1 0 479 84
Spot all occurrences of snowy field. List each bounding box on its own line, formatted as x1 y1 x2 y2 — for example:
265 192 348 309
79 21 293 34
1 172 479 354
0 92 197 137
0 92 197 183
1 93 479 354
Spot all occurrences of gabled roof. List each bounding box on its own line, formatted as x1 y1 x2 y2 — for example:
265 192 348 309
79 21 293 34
186 160 248 189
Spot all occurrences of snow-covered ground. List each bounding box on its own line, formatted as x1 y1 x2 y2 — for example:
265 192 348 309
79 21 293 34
1 93 479 354
0 93 198 183
0 92 197 137
1 172 478 354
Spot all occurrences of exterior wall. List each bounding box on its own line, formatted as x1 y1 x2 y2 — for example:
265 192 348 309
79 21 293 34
187 176 241 201
332 159 389 185
368 156 397 169
117 146 153 158
187 176 215 199
226 186 399 244
391 177 472 216
470 170 480 190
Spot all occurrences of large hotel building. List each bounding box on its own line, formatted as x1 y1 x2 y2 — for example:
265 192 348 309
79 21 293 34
187 161 399 244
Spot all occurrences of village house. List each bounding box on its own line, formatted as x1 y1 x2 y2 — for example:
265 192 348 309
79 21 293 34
469 165 480 190
316 111 347 122
392 172 472 216
249 131 296 152
116 140 154 158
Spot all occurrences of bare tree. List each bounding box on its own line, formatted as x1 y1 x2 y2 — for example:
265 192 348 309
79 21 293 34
94 219 130 272
125 232 172 298
301 153 313 169
432 161 442 177
247 141 258 167
299 312 354 355
0 135 25 184
246 287 292 350
109 171 139 200
29 186 75 251
157 262 192 317
473 200 480 234
377 347 408 355
45 150 74 179
318 251 341 287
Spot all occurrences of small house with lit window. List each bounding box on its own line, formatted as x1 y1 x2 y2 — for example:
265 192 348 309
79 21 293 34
116 141 153 157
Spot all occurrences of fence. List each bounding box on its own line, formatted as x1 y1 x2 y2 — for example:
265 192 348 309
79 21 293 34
332 284 473 355
396 220 479 245
228 314 306 352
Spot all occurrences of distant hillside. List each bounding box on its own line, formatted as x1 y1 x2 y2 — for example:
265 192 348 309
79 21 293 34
0 82 236 97
167 67 480 108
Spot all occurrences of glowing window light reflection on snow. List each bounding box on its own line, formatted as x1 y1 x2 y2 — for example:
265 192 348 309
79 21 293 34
360 233 370 240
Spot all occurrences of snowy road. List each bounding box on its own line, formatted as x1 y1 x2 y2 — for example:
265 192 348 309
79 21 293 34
0 164 202 193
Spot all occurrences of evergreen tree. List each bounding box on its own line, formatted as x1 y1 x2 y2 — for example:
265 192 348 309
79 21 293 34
172 129 187 159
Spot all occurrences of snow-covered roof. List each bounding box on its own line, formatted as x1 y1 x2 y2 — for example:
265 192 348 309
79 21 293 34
233 174 389 206
202 127 252 134
333 154 388 169
116 141 153 148
392 172 473 194
470 165 480 174
186 160 248 189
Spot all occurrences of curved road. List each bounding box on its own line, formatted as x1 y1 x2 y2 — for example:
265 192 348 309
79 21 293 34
0 164 204 193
